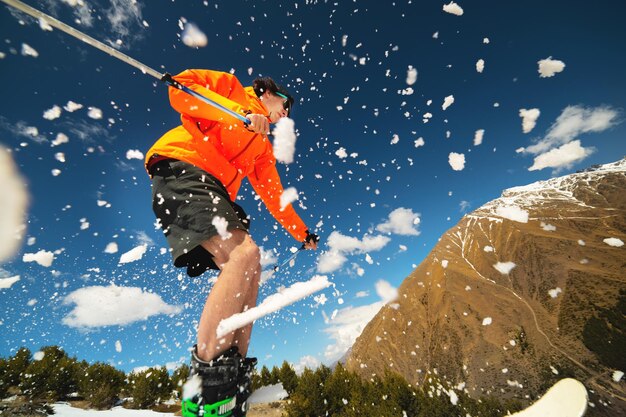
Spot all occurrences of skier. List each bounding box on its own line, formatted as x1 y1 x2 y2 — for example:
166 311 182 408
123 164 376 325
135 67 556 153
145 69 319 416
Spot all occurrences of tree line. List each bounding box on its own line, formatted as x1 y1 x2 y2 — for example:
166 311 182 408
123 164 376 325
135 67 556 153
0 346 523 416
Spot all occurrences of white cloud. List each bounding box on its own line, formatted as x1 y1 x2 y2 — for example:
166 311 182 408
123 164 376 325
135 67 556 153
442 2 464 16
181 22 208 48
519 108 541 134
294 355 321 374
376 207 421 236
272 117 297 164
323 280 397 362
119 244 147 264
538 57 565 78
23 250 54 267
62 284 182 328
448 152 465 171
316 232 390 273
104 0 145 47
528 140 594 172
259 246 278 268
442 95 455 110
0 148 29 263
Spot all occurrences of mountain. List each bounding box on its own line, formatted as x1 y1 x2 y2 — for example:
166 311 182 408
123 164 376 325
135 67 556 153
346 159 626 416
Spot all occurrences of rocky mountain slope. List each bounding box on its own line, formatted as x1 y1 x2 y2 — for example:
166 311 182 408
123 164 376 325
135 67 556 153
346 159 626 416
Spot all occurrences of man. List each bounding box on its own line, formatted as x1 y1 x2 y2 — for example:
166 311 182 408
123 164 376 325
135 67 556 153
145 69 318 416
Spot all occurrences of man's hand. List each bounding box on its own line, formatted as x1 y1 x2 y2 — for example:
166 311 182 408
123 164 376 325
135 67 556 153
246 113 270 134
303 231 320 251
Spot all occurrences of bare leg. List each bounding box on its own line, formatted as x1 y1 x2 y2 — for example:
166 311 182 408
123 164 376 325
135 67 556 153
196 229 261 361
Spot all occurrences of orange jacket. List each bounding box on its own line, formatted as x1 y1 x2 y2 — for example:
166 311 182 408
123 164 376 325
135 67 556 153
145 69 308 242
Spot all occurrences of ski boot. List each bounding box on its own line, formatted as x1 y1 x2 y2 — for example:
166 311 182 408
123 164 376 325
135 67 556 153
233 355 257 417
181 346 240 417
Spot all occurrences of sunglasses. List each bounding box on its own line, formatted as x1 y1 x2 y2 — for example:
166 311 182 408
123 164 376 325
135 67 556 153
275 92 291 115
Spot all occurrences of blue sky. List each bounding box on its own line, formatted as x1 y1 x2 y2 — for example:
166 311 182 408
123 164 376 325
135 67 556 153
0 0 625 374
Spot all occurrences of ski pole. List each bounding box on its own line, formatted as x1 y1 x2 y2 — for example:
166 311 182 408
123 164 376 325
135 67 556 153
0 0 251 125
273 246 305 272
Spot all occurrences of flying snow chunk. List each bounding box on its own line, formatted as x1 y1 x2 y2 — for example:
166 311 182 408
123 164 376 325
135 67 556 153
496 205 529 223
406 66 418 85
335 147 348 159
23 250 54 267
0 275 20 289
43 105 62 120
280 187 299 211
104 242 118 254
474 129 485 146
87 107 103 119
390 134 400 145
448 152 465 171
414 137 425 148
538 56 566 78
0 148 29 263
613 371 624 382
119 244 147 264
519 108 540 133
548 287 562 298
494 262 517 275
603 237 624 247
126 149 144 160
212 216 232 240
248 383 289 404
476 59 485 73
21 43 39 57
38 17 53 31
181 22 208 48
442 95 455 110
33 351 45 361
115 340 122 353
64 101 83 112
482 317 493 326
272 117 297 164
443 2 464 16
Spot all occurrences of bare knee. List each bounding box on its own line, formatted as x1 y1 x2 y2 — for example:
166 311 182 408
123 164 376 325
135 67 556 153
238 236 261 268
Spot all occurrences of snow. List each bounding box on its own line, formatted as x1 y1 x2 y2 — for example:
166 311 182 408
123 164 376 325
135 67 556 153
493 262 516 275
603 237 624 247
482 317 492 326
0 275 20 289
510 378 587 417
442 95 455 110
52 403 174 417
33 351 45 360
181 22 208 48
548 288 562 298
52 133 70 146
64 101 83 112
212 216 232 240
87 107 103 119
406 66 418 85
0 147 28 263
519 108 541 133
272 117 297 164
612 370 624 382
495 205 529 223
119 244 148 264
62 284 182 328
104 242 119 254
23 250 55 267
538 57 566 78
474 129 485 146
43 105 62 120
442 2 464 16
335 147 348 158
21 43 39 57
280 187 299 210
476 59 485 73
248 383 288 404
126 149 144 160
540 222 556 231
448 152 465 171
216 275 332 338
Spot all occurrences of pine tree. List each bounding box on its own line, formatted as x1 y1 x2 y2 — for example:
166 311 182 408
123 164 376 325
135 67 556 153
78 362 126 409
129 367 174 409
19 346 82 401
270 365 281 385
278 361 298 395
285 367 326 417
259 365 272 387
3 347 31 390
171 363 190 399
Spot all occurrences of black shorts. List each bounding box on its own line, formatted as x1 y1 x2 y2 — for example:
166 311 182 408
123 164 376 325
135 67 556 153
150 159 250 277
